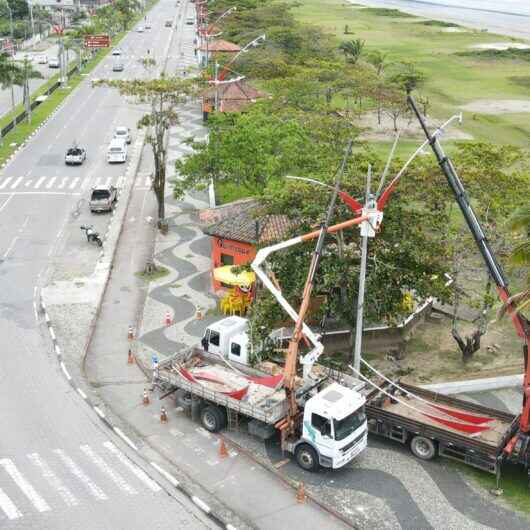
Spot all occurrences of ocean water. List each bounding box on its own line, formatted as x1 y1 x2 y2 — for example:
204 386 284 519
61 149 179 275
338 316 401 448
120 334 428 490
351 0 530 39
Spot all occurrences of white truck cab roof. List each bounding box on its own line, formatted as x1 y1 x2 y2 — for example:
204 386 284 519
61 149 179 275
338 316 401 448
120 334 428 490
208 316 248 335
307 382 366 421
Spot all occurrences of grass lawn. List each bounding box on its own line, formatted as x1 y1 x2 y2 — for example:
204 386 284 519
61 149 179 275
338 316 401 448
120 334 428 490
288 0 530 149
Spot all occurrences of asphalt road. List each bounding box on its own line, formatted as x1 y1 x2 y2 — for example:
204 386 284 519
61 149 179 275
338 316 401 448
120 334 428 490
0 1 214 528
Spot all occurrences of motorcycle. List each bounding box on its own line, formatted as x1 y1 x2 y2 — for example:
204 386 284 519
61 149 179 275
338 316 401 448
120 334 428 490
80 225 103 247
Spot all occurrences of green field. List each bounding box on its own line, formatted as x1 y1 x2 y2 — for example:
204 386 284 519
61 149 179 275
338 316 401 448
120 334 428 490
289 0 530 148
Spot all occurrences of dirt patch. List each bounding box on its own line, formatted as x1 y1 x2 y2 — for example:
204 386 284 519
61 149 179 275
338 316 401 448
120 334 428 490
368 313 523 385
461 99 530 114
470 42 530 51
358 111 473 141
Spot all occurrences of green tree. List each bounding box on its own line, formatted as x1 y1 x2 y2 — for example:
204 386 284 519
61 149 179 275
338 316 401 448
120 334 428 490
0 52 18 115
13 57 43 124
114 0 141 31
95 73 195 226
338 39 365 64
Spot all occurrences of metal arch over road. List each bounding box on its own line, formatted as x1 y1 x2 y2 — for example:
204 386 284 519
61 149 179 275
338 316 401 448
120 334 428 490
0 1 214 529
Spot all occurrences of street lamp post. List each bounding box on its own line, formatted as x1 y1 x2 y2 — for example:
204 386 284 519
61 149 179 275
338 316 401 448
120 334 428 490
201 6 237 68
27 0 35 45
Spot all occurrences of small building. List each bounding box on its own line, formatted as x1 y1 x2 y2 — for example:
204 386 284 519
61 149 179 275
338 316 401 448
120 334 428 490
198 39 240 68
201 199 295 290
202 79 266 119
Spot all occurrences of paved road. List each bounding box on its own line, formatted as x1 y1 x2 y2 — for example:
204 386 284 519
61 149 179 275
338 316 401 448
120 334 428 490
0 1 215 528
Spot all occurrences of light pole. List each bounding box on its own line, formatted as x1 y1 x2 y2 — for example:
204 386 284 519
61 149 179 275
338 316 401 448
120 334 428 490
27 0 35 45
201 6 237 68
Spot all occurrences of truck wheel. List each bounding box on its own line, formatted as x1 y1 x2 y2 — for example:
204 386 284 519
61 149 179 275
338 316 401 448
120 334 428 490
175 389 192 412
295 444 319 472
410 436 437 460
200 405 226 433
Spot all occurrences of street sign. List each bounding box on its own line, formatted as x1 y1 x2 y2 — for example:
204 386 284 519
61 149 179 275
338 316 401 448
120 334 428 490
84 35 111 49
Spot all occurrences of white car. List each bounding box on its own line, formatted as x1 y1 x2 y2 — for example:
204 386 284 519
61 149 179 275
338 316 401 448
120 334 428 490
137 26 144 33
186 16 194 25
113 126 131 144
112 48 122 56
48 57 60 68
145 23 151 30
65 146 86 165
36 54 48 64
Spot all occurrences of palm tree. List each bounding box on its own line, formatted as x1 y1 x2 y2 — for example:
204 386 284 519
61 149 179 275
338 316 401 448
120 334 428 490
499 205 530 317
0 53 20 123
338 39 365 64
13 58 43 124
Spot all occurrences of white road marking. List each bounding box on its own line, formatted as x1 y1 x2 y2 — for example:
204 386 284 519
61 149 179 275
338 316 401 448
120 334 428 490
34 177 46 189
191 496 211 513
3 236 18 259
103 442 161 492
77 388 87 399
45 177 57 189
0 459 50 513
144 176 151 186
58 177 69 189
54 449 108 501
69 177 80 189
25 180 32 187
112 427 138 451
0 194 13 213
0 177 13 189
60 361 71 380
0 486 21 520
80 445 137 495
149 462 179 487
27 453 79 507
10 177 23 189
93 406 105 419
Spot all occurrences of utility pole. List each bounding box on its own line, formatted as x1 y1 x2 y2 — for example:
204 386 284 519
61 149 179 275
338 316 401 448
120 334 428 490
5 0 16 123
353 165 376 373
27 0 35 45
214 61 219 110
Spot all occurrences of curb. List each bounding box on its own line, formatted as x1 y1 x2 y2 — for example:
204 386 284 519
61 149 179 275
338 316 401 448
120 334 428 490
422 374 523 395
40 299 233 530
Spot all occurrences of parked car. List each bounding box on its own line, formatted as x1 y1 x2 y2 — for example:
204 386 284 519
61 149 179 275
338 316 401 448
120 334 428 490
165 19 172 27
48 57 60 68
137 26 144 33
113 126 131 144
112 62 124 72
36 54 47 64
112 48 122 56
65 146 86 165
107 137 128 163
186 16 194 25
89 185 118 213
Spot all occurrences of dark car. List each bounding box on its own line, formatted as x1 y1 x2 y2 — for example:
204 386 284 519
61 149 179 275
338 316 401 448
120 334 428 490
65 146 86 165
89 185 118 213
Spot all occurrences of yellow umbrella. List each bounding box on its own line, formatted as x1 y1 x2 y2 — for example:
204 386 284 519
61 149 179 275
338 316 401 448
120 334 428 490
213 266 255 287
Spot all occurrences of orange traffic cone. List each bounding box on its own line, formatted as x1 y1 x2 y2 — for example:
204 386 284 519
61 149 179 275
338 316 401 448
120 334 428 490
218 438 228 459
160 406 168 423
165 310 172 326
296 482 305 504
128 325 134 341
142 389 150 405
127 349 134 364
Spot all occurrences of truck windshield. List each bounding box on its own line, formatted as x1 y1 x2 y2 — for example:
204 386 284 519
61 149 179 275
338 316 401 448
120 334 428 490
333 406 366 441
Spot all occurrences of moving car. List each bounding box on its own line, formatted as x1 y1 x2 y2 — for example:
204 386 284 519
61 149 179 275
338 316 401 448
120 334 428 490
65 146 86 165
36 54 47 64
145 23 151 29
48 57 60 68
107 138 127 163
137 26 144 33
165 19 172 27
89 185 118 213
186 16 194 25
112 62 124 72
113 126 131 144
112 48 122 56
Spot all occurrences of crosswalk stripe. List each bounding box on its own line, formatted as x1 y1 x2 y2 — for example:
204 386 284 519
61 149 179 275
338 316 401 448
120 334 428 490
10 177 23 189
0 486 21 520
58 177 68 189
80 445 137 495
69 177 80 189
27 453 79 507
53 449 107 501
34 177 45 189
25 179 32 187
0 458 50 513
0 177 13 190
103 442 161 493
45 177 57 189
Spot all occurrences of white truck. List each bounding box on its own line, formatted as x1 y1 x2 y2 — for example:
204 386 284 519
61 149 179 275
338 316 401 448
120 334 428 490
156 316 368 471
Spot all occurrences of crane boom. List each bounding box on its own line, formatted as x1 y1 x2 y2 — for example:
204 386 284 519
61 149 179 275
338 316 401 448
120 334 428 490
408 96 530 463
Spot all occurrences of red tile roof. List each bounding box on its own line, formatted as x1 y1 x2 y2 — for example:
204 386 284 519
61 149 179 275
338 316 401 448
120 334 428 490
204 80 267 113
199 39 241 53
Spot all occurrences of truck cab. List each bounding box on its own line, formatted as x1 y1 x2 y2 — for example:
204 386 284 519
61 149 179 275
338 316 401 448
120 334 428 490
296 382 367 471
201 317 249 359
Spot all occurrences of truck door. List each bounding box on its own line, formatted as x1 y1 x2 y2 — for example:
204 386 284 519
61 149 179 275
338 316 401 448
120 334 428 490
205 329 222 355
308 413 335 454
